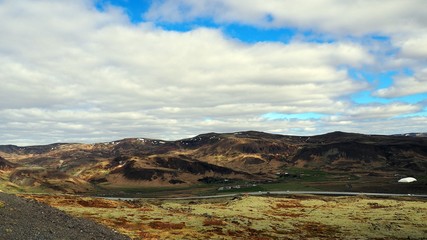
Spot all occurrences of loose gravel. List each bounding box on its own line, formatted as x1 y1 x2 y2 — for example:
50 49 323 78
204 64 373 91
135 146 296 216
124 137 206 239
0 192 130 240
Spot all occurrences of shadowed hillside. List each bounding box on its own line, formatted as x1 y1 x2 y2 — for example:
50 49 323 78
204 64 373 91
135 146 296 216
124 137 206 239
0 131 426 194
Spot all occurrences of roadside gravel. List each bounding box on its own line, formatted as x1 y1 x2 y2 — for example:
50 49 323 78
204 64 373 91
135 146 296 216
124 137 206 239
0 192 130 240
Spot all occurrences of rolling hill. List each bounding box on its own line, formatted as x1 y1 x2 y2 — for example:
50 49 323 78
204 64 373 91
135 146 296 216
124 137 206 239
0 131 426 194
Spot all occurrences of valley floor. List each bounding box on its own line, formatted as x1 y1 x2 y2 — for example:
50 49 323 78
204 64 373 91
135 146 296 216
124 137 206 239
22 194 427 240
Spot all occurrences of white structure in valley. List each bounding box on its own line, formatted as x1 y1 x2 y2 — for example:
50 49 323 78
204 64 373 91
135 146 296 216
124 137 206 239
398 177 417 183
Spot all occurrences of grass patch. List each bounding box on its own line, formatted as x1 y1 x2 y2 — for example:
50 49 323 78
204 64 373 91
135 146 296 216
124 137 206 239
95 183 214 197
282 167 332 182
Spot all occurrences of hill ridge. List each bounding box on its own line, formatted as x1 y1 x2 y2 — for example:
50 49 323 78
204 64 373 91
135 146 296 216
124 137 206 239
0 131 426 194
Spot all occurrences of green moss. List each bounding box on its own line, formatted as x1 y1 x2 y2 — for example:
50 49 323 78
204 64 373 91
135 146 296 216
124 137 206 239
30 194 427 240
283 167 332 181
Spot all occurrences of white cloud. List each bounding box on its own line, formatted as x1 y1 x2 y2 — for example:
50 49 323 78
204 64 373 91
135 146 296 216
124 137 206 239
145 0 427 103
145 0 427 36
399 34 427 60
375 68 427 97
345 103 422 119
0 0 425 145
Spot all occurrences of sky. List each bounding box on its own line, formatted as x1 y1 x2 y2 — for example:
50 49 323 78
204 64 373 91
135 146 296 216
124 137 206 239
0 0 426 145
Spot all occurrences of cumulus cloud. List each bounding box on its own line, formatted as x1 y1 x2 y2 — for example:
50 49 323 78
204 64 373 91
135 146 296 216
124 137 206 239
145 0 427 102
345 103 422 119
399 34 427 60
375 68 427 97
145 0 427 36
0 0 425 145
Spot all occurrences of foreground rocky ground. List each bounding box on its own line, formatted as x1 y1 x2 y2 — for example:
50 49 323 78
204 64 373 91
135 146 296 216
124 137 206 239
0 192 130 240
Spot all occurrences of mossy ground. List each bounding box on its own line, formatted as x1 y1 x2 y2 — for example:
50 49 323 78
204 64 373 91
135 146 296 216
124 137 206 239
21 194 427 240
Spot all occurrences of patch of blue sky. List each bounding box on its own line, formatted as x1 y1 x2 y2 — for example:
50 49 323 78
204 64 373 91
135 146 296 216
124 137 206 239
351 91 391 104
224 24 296 43
344 34 391 44
370 35 391 41
301 30 335 44
348 67 424 104
94 1 297 43
371 39 399 58
352 91 426 105
347 68 396 88
402 67 414 76
298 32 391 45
353 89 427 104
150 19 297 43
344 34 398 58
95 0 152 23
393 109 427 118
395 94 427 104
262 112 326 120
155 18 219 32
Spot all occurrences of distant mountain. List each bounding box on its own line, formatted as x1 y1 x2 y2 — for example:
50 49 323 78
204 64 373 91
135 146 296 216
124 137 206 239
0 131 426 194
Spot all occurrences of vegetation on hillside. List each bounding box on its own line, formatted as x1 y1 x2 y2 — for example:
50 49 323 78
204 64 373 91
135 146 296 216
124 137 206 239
22 194 427 240
0 131 426 195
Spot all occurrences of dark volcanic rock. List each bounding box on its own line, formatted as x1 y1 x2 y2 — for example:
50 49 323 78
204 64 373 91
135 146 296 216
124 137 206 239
243 157 265 165
153 156 235 175
118 161 176 180
292 138 427 173
115 156 250 181
0 192 130 240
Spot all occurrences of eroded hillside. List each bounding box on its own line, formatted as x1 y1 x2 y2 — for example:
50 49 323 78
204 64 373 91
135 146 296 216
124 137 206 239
0 131 426 194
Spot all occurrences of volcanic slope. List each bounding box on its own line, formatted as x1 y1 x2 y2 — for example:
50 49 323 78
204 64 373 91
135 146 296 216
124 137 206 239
0 192 130 240
0 131 426 193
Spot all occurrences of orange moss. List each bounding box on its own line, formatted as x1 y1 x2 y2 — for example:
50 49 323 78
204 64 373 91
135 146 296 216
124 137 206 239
76 199 119 208
294 221 341 238
203 218 226 226
274 200 303 209
367 202 389 209
148 221 186 230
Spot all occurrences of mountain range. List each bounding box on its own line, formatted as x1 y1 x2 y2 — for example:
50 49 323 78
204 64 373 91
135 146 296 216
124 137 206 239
0 131 426 194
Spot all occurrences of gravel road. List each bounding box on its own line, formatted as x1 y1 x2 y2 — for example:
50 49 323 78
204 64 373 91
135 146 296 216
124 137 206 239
0 192 130 240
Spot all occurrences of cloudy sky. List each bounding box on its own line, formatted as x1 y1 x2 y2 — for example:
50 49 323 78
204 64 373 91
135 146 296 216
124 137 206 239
1 0 426 145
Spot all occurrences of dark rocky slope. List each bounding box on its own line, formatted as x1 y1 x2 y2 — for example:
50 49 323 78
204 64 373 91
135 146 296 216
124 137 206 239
0 192 130 240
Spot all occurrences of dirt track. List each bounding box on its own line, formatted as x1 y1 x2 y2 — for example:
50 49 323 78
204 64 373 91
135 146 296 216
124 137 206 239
0 192 130 240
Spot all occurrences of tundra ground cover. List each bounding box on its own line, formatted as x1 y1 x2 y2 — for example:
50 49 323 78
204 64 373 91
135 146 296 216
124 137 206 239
22 194 427 239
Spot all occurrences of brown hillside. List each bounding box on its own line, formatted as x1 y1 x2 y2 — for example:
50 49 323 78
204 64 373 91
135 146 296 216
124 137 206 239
0 131 426 193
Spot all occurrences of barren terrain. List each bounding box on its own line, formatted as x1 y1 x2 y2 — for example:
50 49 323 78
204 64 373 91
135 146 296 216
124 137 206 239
22 194 427 240
0 131 426 196
0 192 130 240
1 131 426 239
